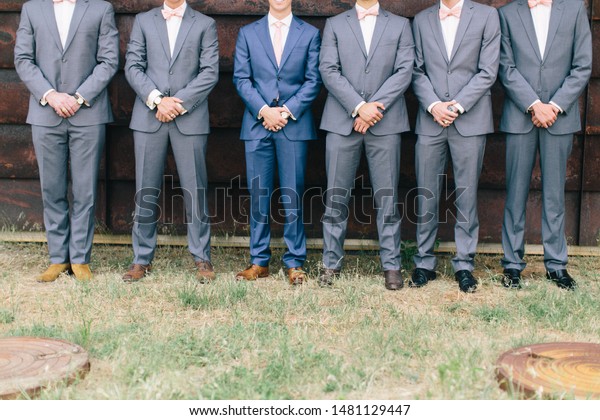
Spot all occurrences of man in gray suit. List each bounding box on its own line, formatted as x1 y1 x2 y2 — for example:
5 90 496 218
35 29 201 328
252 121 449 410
499 0 591 290
319 0 414 290
123 0 219 282
14 0 118 282
412 0 500 292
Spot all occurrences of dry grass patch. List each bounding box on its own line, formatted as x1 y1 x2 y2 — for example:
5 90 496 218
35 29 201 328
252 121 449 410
0 241 599 399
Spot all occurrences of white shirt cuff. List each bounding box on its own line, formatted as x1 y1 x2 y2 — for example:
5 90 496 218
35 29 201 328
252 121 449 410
454 102 465 114
352 101 366 118
427 101 442 114
528 99 541 113
41 89 55 106
258 104 269 120
282 105 296 121
549 101 563 114
146 89 163 110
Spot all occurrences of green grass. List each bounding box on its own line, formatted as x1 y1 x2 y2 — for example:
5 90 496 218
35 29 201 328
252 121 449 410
0 241 598 399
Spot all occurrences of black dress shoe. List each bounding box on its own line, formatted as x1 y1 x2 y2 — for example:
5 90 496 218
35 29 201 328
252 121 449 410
546 269 577 291
455 270 477 293
318 268 340 287
410 268 436 288
502 269 522 289
384 270 404 290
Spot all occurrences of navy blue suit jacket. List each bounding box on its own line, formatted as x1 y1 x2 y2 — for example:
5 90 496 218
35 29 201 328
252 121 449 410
233 15 322 141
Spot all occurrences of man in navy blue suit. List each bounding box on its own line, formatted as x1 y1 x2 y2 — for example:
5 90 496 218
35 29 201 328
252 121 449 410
233 0 322 285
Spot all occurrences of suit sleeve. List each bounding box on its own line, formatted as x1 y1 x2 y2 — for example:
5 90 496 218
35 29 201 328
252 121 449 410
76 3 119 106
549 2 592 113
498 8 539 113
233 28 270 118
13 4 55 102
173 19 219 112
453 8 500 112
125 15 160 102
411 16 442 111
282 30 322 119
370 19 414 108
318 19 364 116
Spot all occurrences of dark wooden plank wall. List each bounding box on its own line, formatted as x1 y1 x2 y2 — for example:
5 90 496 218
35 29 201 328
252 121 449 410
0 0 598 245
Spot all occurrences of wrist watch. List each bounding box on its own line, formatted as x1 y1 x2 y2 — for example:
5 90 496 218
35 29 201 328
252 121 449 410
74 93 85 105
280 111 290 119
154 95 164 106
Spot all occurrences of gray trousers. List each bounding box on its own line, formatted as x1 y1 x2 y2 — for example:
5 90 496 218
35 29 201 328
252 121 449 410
132 123 210 264
413 125 486 272
322 131 402 271
32 121 105 264
502 129 573 272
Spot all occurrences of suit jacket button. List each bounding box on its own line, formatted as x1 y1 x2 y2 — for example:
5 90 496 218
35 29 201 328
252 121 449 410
365 69 370 73
169 71 173 75
447 71 451 74
445 93 449 97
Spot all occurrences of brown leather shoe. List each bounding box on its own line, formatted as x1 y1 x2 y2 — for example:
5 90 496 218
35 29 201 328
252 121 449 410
235 264 269 281
71 264 92 281
318 268 340 287
122 263 152 283
195 260 215 283
288 267 307 286
36 263 71 283
384 270 404 290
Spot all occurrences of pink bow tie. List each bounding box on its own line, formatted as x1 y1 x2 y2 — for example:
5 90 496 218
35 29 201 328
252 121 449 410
357 6 379 20
528 0 552 8
161 6 184 20
53 0 76 3
439 6 461 20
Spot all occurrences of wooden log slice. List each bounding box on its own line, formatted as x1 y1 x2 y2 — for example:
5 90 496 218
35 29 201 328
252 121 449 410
0 337 90 399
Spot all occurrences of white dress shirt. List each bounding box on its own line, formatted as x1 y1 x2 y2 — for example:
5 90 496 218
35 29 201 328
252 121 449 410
147 2 187 110
530 3 550 60
268 12 293 52
439 0 463 60
427 1 465 115
54 0 76 48
41 0 77 104
352 3 380 116
258 13 295 120
528 3 562 112
356 2 379 55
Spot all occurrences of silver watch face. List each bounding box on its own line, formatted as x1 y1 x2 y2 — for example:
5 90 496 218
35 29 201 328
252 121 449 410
281 111 290 119
154 96 162 105
77 96 84 105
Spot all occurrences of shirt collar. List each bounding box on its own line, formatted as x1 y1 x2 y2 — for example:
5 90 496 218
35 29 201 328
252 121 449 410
268 12 293 27
163 2 187 13
440 0 464 11
355 2 380 14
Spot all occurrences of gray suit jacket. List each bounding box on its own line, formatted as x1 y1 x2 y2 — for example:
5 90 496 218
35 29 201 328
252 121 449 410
125 6 219 135
412 0 500 137
14 0 118 127
498 0 592 135
319 8 414 136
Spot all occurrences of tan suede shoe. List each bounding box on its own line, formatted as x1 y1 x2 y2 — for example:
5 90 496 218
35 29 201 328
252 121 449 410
195 260 216 283
71 264 92 281
36 263 71 283
288 267 307 286
122 263 152 283
235 264 269 281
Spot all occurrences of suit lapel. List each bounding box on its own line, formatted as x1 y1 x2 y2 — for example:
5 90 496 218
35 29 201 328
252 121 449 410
449 0 474 62
279 17 304 70
542 0 565 62
255 16 279 70
366 9 389 66
517 0 542 61
41 0 63 52
428 7 449 65
63 0 89 53
170 7 196 67
154 8 172 61
346 10 368 60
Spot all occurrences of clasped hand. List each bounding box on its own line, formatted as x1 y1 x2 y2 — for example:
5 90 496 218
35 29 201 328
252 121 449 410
354 102 386 134
261 106 288 132
431 101 459 128
47 91 80 118
531 102 559 129
156 97 185 123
